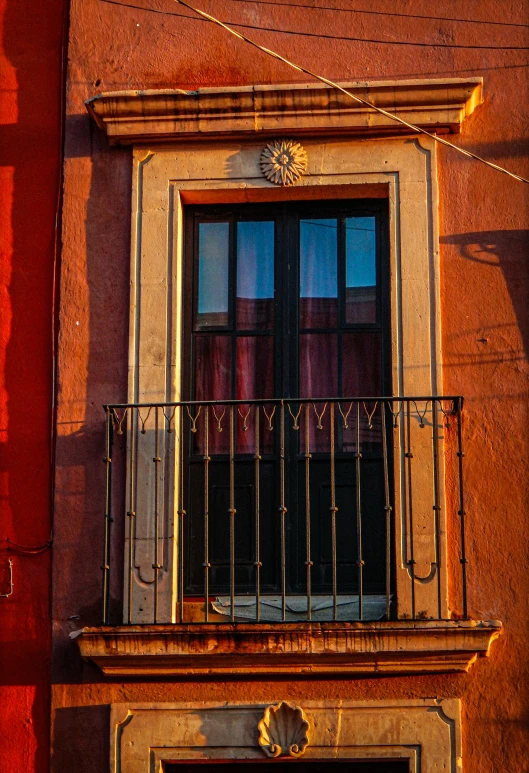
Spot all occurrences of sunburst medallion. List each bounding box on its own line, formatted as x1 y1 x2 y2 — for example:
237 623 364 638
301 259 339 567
260 139 308 186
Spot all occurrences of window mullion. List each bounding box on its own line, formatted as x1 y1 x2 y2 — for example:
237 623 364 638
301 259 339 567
230 215 237 400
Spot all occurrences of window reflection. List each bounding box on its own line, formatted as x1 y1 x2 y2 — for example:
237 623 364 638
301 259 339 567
345 216 376 324
300 219 338 328
196 222 230 329
236 221 275 330
299 332 337 451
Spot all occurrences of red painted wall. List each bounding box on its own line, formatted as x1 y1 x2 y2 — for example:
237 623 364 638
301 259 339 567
0 0 66 769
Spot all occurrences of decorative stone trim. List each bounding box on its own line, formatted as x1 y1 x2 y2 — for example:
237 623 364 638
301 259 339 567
110 699 462 772
76 619 502 677
260 139 308 185
85 77 483 145
90 121 492 626
258 702 310 758
122 137 448 623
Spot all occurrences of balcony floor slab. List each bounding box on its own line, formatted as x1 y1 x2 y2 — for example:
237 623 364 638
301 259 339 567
75 619 502 677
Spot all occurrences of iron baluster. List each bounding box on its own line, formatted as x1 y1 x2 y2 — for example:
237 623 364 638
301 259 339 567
102 407 114 625
229 405 236 623
304 402 312 621
456 397 468 619
178 405 185 623
279 401 287 622
126 407 135 625
203 406 210 622
254 406 261 621
330 402 338 621
355 402 364 620
381 401 392 620
405 400 416 619
431 400 442 619
153 407 161 623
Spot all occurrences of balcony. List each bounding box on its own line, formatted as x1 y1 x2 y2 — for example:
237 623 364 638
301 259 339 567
76 396 502 676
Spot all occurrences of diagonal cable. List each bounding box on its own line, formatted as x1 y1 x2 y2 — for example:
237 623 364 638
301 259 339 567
99 0 529 50
227 0 529 30
174 0 529 185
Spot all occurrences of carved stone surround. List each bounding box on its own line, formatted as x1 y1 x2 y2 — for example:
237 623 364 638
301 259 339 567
110 699 462 772
115 134 458 624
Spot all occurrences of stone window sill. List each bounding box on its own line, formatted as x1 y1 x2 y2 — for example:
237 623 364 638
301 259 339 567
75 619 502 677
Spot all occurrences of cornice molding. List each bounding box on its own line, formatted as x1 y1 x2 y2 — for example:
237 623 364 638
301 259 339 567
85 77 483 145
76 618 501 676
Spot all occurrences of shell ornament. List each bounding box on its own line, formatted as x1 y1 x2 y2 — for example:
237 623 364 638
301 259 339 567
260 139 308 186
257 701 311 758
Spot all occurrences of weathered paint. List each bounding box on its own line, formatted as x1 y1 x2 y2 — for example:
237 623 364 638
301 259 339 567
53 0 529 770
0 0 66 769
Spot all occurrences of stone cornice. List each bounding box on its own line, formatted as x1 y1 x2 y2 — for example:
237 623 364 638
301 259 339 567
76 618 501 676
85 77 483 145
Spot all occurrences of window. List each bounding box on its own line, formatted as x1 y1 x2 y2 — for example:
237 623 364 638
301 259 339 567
81 82 500 671
183 201 391 605
105 134 456 628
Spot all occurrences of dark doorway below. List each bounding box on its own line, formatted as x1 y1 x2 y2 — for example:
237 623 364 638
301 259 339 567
166 762 408 772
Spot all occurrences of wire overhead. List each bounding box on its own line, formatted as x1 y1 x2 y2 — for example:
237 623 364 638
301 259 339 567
172 0 529 185
100 0 529 50
227 0 529 30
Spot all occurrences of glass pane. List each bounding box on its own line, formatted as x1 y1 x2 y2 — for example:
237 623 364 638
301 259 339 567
236 336 274 453
300 218 338 328
300 333 337 452
342 331 381 396
196 222 230 329
194 335 232 455
345 216 377 324
236 336 274 401
194 335 231 401
299 333 338 399
237 221 275 330
342 332 382 453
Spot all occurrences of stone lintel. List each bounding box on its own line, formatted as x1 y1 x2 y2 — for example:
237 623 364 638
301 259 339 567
77 618 501 676
86 77 483 145
110 699 462 772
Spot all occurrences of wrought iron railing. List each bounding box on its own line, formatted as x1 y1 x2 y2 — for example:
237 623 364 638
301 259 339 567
101 396 467 625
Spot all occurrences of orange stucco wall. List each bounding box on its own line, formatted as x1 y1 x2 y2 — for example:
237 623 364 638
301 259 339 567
0 0 66 769
53 1 529 770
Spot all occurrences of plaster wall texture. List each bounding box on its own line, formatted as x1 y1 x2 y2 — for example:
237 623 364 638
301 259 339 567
53 1 529 771
0 0 66 771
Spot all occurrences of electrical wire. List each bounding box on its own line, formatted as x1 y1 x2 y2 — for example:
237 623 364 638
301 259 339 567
173 0 529 185
3 537 53 554
227 0 529 31
99 0 529 51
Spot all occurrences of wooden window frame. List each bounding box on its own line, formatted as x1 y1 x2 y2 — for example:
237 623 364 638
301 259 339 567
181 200 392 599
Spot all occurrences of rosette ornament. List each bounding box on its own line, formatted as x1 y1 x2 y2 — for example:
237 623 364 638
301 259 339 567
260 139 308 186
257 701 310 758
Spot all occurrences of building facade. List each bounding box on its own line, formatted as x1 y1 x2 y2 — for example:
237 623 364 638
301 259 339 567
2 1 529 771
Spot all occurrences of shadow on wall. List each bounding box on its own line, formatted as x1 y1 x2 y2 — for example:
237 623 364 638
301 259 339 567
0 0 67 770
440 229 529 370
51 111 131 680
52 705 110 772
